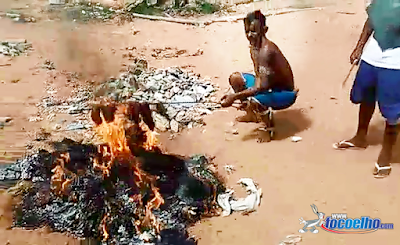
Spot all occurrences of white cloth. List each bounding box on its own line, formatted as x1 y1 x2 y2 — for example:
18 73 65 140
361 36 400 70
217 178 262 216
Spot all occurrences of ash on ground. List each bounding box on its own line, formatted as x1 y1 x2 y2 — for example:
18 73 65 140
1 139 225 244
0 40 32 57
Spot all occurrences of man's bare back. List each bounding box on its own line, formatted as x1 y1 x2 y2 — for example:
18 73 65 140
250 39 294 91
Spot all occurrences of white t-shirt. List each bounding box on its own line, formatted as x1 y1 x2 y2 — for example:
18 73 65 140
361 36 400 70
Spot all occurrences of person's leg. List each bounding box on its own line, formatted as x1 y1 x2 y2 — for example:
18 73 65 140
376 123 399 164
334 61 377 149
342 102 376 148
373 67 400 178
251 90 298 126
228 72 260 122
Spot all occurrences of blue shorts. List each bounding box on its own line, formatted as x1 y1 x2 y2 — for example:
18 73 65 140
242 73 297 110
350 61 400 125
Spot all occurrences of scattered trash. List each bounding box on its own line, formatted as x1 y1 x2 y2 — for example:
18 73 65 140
0 117 12 124
49 0 65 5
42 59 55 70
57 2 120 22
279 234 302 245
0 117 12 129
5 12 36 23
151 47 188 59
291 136 302 142
224 165 235 174
225 128 238 135
28 116 43 122
191 48 204 56
217 178 262 216
152 111 170 132
0 40 32 57
66 122 90 131
151 47 204 59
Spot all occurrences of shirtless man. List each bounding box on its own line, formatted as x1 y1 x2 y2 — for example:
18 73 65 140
221 10 298 123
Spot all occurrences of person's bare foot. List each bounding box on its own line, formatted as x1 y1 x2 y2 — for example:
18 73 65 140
235 112 260 123
333 136 368 150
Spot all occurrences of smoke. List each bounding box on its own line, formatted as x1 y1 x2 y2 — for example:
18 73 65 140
54 22 115 83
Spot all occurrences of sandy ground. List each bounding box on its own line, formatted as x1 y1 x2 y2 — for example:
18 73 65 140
1 0 400 244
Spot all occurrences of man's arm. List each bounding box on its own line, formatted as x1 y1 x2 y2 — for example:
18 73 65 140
349 18 374 64
354 18 374 51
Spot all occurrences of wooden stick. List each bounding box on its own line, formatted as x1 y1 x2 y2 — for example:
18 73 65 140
342 61 358 88
130 7 324 26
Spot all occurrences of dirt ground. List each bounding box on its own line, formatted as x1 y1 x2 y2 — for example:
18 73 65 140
1 0 400 244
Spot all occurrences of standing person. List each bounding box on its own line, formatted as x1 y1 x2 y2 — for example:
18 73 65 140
333 0 400 178
220 10 298 123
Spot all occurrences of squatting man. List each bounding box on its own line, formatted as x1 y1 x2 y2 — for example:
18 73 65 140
220 10 298 126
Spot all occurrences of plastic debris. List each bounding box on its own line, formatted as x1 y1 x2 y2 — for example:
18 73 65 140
217 178 262 216
279 234 302 245
223 165 235 175
291 136 302 142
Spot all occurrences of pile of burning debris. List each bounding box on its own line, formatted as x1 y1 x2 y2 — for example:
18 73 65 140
1 101 225 244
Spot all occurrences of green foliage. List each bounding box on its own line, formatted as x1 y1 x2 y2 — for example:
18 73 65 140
126 1 164 15
192 0 221 14
125 0 222 16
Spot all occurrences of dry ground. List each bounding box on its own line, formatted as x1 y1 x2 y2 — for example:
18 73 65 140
1 0 400 244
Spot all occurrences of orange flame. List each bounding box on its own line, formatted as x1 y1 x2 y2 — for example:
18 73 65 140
92 102 164 240
101 215 109 241
50 153 76 195
49 102 165 241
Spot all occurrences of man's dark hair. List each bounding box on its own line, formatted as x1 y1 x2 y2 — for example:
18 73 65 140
244 10 266 29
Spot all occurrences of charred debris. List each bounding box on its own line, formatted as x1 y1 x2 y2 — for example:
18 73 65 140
0 101 226 244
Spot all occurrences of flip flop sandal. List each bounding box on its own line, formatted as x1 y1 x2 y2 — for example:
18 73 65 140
332 140 366 150
373 162 392 179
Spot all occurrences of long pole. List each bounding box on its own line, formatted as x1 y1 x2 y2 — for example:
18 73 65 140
342 61 358 88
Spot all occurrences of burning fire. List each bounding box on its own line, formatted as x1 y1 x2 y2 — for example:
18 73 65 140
50 101 165 241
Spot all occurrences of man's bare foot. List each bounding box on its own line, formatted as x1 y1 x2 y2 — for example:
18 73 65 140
235 112 260 123
333 136 368 150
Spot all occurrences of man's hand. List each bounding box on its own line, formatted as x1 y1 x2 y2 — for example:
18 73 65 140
350 47 362 64
220 94 236 107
